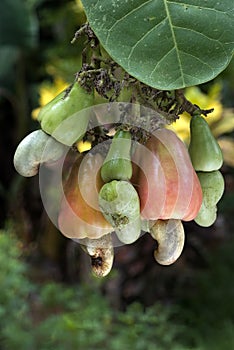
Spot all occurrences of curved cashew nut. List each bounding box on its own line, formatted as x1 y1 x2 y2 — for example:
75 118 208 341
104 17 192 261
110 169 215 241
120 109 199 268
14 130 66 177
150 219 185 265
81 233 114 277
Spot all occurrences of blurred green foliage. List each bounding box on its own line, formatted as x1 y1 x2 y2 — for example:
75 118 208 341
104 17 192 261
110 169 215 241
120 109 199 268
0 230 34 349
178 239 234 350
2 229 234 350
0 230 187 350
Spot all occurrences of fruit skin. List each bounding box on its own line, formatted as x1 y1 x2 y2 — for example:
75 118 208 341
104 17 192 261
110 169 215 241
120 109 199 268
38 83 94 146
189 114 223 171
14 130 65 177
98 180 140 228
58 152 113 240
131 128 202 221
194 203 217 227
197 171 224 208
101 130 132 183
98 180 141 244
150 219 185 266
194 170 224 227
80 234 114 277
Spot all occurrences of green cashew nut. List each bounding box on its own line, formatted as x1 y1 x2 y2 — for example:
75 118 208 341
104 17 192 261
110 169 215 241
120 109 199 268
101 130 132 183
189 115 223 171
98 180 141 244
14 130 66 177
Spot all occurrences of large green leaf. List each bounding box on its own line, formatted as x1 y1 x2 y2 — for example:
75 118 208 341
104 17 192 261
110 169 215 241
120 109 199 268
81 0 234 90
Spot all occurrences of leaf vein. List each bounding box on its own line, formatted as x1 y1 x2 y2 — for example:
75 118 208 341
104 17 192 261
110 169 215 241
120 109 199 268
163 0 185 85
127 17 168 68
105 0 154 46
172 24 227 44
178 49 215 73
166 1 234 15
149 46 175 79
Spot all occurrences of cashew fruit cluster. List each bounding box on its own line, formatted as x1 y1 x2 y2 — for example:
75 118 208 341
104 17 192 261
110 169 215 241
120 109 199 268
13 90 225 277
57 127 205 275
189 115 224 227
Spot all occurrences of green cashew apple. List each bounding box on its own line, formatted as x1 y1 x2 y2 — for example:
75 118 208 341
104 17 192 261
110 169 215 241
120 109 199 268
38 82 94 146
101 130 132 183
194 170 224 227
194 203 217 227
189 115 223 171
197 171 224 208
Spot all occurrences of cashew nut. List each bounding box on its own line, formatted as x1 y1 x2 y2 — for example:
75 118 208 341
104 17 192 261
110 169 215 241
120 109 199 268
116 217 142 244
14 130 66 177
150 219 185 265
80 233 114 277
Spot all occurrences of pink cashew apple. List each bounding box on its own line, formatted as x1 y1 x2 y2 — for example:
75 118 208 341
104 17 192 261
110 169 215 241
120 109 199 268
132 129 202 221
58 152 113 240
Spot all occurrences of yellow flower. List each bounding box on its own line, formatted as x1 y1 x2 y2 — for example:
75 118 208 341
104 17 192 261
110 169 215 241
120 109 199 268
167 84 223 143
167 84 234 168
76 140 92 153
75 0 84 11
32 77 68 120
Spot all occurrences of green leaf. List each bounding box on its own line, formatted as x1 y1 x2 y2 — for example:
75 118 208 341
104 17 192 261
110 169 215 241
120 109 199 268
82 0 234 90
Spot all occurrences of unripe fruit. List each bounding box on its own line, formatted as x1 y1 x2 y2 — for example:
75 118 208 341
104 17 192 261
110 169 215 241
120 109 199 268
197 171 224 208
194 203 217 227
189 115 223 171
194 170 224 227
101 130 132 183
38 83 94 146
